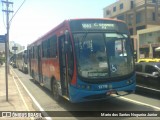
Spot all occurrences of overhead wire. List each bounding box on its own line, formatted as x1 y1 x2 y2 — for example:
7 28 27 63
1 0 7 29
9 0 26 24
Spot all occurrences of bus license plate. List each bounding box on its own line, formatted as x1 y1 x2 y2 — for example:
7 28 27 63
106 90 116 95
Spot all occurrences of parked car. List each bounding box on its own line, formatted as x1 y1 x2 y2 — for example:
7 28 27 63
135 62 160 90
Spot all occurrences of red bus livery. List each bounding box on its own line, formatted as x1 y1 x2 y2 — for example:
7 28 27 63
27 18 136 102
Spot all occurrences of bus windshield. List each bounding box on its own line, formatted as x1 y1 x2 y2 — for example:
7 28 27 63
73 32 134 80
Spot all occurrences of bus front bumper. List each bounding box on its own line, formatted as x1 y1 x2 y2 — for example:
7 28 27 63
69 83 136 103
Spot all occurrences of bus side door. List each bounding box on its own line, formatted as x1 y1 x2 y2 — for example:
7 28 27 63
58 35 69 96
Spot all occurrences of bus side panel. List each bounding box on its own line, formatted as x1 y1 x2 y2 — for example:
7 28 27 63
41 58 60 90
31 59 39 81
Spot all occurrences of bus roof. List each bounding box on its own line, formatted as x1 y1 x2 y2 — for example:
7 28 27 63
28 18 126 47
69 18 125 23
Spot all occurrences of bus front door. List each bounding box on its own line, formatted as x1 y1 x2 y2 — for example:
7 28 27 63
58 35 69 97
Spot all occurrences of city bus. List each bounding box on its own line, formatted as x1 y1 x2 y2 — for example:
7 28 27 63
16 50 28 73
27 18 136 103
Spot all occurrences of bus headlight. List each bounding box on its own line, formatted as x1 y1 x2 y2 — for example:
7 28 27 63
86 85 91 90
77 84 91 90
126 80 133 84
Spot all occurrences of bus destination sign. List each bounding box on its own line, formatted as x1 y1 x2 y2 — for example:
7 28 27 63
70 20 129 34
82 23 117 30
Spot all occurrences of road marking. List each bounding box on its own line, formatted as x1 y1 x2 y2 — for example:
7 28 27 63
11 68 52 120
137 85 160 92
12 71 30 111
11 69 34 120
115 95 160 110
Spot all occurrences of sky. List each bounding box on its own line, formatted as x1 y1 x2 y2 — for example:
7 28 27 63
0 0 117 48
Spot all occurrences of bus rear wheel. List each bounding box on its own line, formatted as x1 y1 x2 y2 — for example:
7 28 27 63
52 81 60 101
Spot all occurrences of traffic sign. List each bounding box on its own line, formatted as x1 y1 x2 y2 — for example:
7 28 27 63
0 35 6 43
12 46 18 50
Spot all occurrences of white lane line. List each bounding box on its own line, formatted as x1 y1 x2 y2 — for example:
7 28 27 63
137 85 160 92
12 72 30 111
115 95 160 110
11 69 34 120
11 68 52 120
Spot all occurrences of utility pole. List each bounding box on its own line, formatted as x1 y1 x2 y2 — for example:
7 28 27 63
2 0 13 101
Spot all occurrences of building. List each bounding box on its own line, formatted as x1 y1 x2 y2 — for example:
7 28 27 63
137 26 160 59
0 43 5 58
0 41 25 61
9 41 25 54
103 0 160 51
0 43 5 52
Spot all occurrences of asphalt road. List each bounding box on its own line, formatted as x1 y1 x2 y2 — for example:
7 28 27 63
10 67 160 120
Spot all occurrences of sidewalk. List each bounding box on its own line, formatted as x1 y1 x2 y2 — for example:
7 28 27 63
0 64 36 119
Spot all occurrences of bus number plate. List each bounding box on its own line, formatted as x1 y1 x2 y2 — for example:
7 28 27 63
106 90 116 95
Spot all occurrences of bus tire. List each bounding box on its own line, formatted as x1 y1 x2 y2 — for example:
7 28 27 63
52 80 60 102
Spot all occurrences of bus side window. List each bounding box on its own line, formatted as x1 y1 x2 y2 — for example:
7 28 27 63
33 46 36 59
42 41 48 58
50 35 57 58
47 39 51 57
30 47 33 59
42 42 44 58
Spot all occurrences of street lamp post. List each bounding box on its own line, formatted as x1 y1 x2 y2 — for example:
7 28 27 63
2 0 13 101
